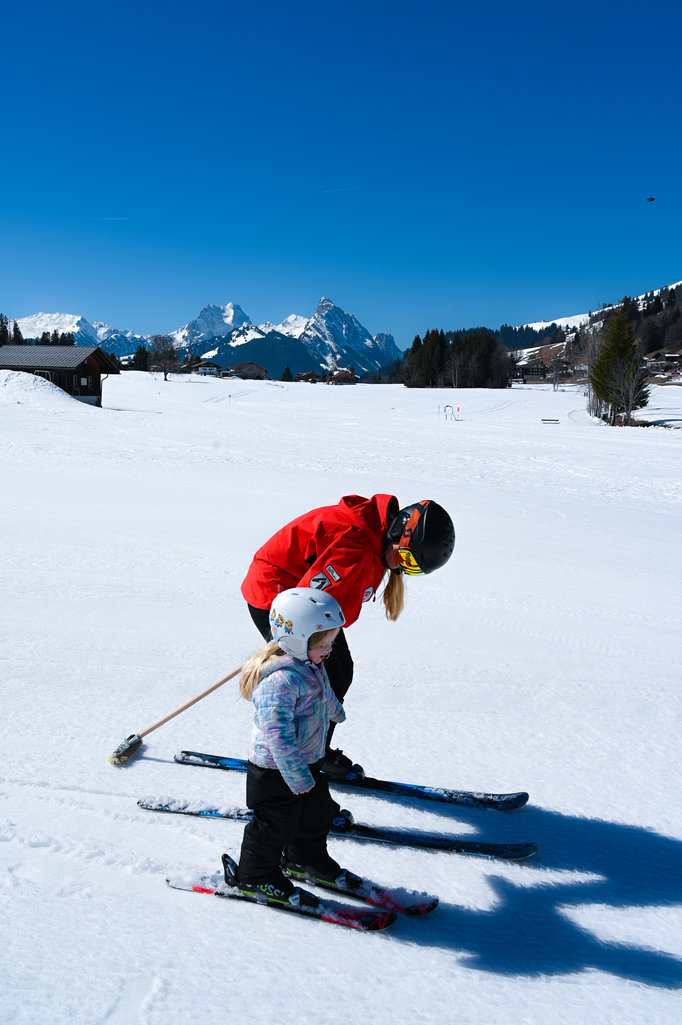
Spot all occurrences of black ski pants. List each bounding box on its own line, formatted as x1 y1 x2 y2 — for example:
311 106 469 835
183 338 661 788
247 602 354 746
237 760 341 884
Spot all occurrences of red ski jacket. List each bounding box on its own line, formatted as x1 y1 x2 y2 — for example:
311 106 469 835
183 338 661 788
241 494 399 626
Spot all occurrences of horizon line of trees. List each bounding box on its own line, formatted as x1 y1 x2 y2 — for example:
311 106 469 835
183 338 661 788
371 327 517 389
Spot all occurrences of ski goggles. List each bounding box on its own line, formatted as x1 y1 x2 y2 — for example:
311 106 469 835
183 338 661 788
393 546 424 576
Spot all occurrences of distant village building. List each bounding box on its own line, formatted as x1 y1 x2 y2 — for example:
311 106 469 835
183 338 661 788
521 361 548 382
221 362 267 380
326 369 359 385
188 360 221 376
0 345 120 406
296 371 322 383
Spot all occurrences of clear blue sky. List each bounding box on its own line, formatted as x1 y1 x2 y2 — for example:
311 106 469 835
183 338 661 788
2 0 680 349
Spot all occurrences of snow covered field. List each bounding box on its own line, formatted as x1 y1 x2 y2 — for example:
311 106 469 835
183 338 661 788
2 370 681 1025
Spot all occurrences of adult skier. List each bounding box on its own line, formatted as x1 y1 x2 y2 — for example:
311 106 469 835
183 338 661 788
241 495 455 778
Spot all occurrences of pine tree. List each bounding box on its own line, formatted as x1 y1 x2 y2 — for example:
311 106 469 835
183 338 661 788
281 365 293 382
590 310 650 425
132 344 149 371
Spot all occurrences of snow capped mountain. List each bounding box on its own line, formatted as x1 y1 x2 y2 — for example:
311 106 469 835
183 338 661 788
9 298 400 377
13 312 149 357
271 314 309 338
14 312 100 343
303 297 374 366
181 297 401 377
91 322 149 352
520 279 682 334
169 302 251 347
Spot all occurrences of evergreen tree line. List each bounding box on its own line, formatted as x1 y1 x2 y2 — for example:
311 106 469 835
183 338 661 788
614 287 681 353
373 327 516 388
0 314 25 345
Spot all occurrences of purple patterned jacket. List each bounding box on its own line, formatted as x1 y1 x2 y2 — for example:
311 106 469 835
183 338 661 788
249 654 345 794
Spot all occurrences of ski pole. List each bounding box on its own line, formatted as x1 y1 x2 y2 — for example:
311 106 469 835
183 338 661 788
108 665 243 765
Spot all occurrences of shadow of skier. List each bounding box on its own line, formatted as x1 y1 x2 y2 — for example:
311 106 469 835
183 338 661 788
404 806 682 987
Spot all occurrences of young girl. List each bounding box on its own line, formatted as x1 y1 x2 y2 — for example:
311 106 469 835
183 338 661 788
232 587 351 905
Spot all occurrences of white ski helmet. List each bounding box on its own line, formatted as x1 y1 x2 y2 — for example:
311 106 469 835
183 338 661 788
269 587 345 660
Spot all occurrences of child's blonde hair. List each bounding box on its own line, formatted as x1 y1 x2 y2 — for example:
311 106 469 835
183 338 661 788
382 569 405 621
239 628 339 701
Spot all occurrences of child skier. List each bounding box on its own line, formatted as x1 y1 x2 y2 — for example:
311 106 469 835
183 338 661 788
229 587 358 906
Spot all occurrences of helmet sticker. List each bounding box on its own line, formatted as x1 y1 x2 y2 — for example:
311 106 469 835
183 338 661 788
310 572 332 590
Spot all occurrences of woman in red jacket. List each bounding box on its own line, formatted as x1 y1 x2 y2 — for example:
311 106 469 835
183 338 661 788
241 495 455 779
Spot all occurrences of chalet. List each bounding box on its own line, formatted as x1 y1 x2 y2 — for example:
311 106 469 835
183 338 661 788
221 362 267 380
521 361 548 382
0 345 120 406
188 360 221 376
296 371 322 383
327 369 359 385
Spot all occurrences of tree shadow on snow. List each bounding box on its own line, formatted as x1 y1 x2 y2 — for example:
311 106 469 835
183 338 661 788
399 803 682 987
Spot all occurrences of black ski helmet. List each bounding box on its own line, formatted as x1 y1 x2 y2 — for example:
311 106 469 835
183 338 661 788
386 500 455 574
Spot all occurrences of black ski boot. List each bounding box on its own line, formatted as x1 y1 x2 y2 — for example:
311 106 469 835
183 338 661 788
222 854 319 908
321 748 365 781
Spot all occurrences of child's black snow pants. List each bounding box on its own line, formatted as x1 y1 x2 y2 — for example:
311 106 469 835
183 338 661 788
237 760 341 884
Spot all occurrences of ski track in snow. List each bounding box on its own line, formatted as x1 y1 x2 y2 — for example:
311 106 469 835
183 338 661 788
1 371 681 1025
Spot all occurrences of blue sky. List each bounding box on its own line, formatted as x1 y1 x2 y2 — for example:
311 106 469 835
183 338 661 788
2 0 680 349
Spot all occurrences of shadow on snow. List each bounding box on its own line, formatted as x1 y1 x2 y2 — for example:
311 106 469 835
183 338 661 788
393 802 682 988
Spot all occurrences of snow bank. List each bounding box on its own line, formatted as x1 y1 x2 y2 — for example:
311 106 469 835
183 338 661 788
0 369 86 410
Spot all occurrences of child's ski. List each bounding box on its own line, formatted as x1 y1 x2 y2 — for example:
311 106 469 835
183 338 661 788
173 750 528 810
282 864 438 916
166 860 396 932
138 798 538 860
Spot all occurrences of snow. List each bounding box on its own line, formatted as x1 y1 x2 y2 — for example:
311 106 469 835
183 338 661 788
229 325 267 347
522 313 590 333
12 311 99 341
1 370 681 1024
273 313 309 338
520 279 682 335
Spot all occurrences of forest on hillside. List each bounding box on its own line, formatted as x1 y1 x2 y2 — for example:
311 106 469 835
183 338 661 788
369 286 681 388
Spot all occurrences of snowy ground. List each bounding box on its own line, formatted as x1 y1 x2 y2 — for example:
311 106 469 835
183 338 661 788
1 370 681 1025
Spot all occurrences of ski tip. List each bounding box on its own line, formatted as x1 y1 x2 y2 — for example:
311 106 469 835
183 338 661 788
404 896 439 916
367 909 398 930
329 908 397 931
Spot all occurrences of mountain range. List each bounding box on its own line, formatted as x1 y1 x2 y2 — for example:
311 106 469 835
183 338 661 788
13 298 402 379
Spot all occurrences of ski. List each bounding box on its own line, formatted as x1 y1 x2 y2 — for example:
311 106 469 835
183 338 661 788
282 864 438 916
167 859 396 932
139 798 538 861
174 750 528 811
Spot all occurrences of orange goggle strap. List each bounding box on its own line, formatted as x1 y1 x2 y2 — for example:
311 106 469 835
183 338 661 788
398 501 429 547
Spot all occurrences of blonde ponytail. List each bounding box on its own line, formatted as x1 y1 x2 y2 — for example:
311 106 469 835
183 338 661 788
239 640 283 700
382 570 405 621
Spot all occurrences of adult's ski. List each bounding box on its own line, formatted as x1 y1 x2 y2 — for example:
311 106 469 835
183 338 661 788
167 856 396 932
174 750 528 811
139 797 538 861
